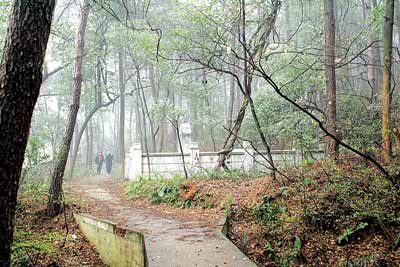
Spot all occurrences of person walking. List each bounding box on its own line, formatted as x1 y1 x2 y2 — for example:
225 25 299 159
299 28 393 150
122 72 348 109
95 152 104 174
105 152 113 175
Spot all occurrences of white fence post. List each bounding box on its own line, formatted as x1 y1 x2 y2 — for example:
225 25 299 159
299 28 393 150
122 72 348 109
128 143 142 180
189 142 200 171
243 141 254 171
295 149 303 165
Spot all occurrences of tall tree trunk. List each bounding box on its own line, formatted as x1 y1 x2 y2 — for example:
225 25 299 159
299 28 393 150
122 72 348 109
47 1 90 217
362 0 382 102
0 1 55 265
128 101 134 148
149 63 158 100
119 48 126 177
158 123 166 152
96 56 103 106
227 64 235 130
141 83 157 152
371 0 382 98
88 118 94 168
149 64 163 152
362 0 377 100
381 0 394 164
85 111 90 168
324 0 338 159
135 97 143 144
218 0 248 168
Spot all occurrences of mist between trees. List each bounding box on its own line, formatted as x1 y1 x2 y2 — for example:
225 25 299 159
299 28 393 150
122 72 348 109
1 0 400 266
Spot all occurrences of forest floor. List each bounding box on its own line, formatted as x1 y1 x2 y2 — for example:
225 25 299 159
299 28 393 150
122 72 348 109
66 175 255 267
14 158 399 267
12 189 106 266
120 158 400 267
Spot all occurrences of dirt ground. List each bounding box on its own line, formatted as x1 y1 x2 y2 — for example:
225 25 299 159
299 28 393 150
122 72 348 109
13 192 106 267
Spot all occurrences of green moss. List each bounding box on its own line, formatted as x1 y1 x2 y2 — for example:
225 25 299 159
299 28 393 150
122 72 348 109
11 229 66 266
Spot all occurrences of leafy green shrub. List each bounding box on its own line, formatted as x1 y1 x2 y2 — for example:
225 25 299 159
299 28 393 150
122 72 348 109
303 166 400 233
252 196 284 230
303 208 336 231
126 175 185 206
149 183 180 205
125 176 155 198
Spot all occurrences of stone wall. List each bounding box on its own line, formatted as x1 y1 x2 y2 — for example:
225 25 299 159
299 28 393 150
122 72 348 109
74 213 147 267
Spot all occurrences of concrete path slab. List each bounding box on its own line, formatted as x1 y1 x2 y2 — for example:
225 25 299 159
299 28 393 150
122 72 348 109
68 176 255 267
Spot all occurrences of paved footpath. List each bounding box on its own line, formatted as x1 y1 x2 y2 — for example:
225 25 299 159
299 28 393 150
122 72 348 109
67 176 256 267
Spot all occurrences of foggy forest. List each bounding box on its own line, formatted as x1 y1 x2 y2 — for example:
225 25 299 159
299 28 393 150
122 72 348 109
0 0 400 266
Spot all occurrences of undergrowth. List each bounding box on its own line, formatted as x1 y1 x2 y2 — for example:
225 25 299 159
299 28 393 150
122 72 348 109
230 160 400 266
125 169 264 208
125 175 184 206
12 230 65 267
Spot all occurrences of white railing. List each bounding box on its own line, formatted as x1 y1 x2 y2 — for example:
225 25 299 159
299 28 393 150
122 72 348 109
125 142 324 180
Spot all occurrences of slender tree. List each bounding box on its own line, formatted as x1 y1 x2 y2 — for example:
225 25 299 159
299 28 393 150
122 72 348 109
227 64 235 130
381 0 394 164
47 0 90 217
361 0 381 102
217 0 280 168
323 0 338 159
0 1 55 265
119 47 126 177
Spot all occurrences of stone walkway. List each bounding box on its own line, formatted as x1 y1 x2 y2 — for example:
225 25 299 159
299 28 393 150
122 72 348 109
67 176 256 267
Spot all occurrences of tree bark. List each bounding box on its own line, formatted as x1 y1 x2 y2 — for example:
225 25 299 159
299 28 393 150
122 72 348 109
47 1 90 217
85 111 90 168
88 117 94 168
149 64 163 152
371 0 382 98
119 48 126 177
0 1 55 265
361 0 382 102
227 64 235 130
218 97 249 168
217 0 279 168
323 0 338 159
381 0 394 164
361 0 376 100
